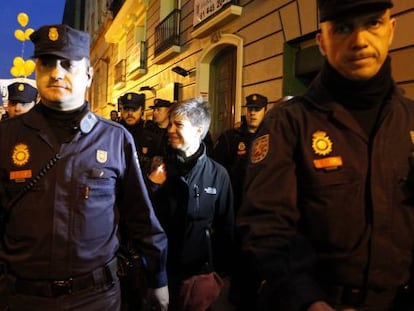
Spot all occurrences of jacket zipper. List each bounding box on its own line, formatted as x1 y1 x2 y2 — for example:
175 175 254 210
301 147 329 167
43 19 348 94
194 184 200 217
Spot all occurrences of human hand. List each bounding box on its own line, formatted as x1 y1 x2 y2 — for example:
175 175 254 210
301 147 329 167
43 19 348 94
148 285 169 311
148 158 166 184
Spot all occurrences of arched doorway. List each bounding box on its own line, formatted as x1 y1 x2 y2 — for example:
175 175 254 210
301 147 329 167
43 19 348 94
209 46 236 139
195 33 243 142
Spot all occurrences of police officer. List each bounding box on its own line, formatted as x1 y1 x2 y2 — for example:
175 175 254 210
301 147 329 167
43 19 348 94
7 82 38 118
213 93 268 213
213 94 267 311
0 24 168 311
119 92 146 129
147 98 172 133
146 98 173 159
238 0 414 310
118 92 162 175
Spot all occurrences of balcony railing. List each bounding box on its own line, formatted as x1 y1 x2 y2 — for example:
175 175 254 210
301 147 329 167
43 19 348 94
154 9 181 56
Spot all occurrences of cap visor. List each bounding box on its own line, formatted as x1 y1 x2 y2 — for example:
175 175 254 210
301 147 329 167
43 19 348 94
34 51 84 61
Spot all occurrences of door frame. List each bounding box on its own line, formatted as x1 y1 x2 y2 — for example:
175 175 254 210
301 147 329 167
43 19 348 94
196 33 243 126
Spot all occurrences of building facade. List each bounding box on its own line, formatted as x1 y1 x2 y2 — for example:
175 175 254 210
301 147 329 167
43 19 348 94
69 0 414 139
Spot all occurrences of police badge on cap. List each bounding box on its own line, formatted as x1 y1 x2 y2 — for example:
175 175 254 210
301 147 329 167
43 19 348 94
318 0 393 22
150 98 172 109
30 24 90 60
8 82 38 103
243 93 268 109
119 93 146 110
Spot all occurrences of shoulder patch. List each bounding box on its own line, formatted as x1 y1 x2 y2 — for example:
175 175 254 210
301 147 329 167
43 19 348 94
250 134 269 164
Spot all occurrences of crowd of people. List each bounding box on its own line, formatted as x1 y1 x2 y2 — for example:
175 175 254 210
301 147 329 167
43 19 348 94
1 0 414 310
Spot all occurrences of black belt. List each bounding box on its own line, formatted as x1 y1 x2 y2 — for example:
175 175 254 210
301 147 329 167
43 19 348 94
14 258 117 297
325 284 398 307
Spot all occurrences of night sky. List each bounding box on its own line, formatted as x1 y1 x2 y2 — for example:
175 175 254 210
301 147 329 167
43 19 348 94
0 1 66 78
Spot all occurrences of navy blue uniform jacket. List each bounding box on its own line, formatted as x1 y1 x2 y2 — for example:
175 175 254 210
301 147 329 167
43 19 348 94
0 104 168 288
213 121 255 212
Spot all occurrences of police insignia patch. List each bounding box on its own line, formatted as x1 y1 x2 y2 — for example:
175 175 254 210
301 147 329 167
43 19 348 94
251 134 269 163
312 131 333 156
48 27 59 41
12 143 30 166
237 142 246 155
96 150 107 163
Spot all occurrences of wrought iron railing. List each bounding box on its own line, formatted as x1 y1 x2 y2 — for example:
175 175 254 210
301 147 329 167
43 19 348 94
154 9 181 56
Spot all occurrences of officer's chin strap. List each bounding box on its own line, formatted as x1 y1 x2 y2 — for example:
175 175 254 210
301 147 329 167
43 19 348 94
79 111 98 134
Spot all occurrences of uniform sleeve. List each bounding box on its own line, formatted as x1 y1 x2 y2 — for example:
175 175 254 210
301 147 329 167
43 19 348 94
237 107 325 310
118 134 168 288
212 132 232 170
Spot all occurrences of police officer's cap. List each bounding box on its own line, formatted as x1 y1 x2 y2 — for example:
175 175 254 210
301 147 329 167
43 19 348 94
30 24 90 60
243 93 268 109
8 82 38 103
150 98 172 109
318 0 393 22
119 93 146 110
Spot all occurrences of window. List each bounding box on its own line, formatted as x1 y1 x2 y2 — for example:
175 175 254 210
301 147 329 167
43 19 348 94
160 0 177 20
283 33 325 96
127 26 146 73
